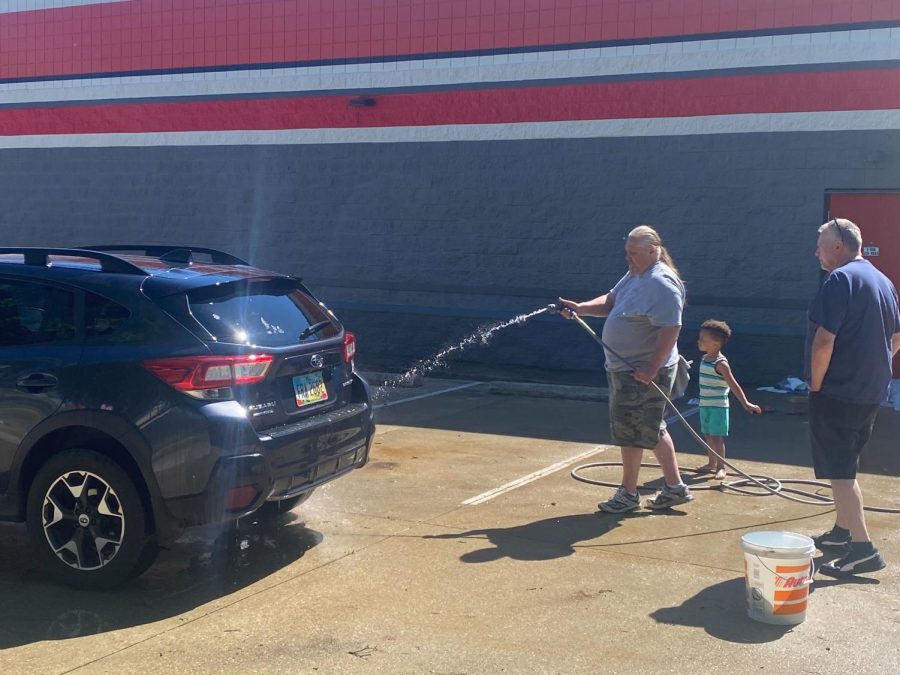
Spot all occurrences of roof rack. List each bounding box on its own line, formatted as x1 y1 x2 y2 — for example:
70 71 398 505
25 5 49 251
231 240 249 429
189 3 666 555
0 247 147 275
80 245 249 266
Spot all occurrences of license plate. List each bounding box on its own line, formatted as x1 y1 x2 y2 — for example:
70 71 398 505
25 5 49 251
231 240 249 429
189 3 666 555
293 371 329 408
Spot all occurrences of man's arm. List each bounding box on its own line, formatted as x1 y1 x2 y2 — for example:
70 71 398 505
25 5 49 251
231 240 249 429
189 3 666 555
558 294 615 318
809 326 836 392
633 325 681 384
893 332 900 357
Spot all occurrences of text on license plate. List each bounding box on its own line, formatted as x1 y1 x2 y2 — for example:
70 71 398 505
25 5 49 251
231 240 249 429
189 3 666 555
293 371 329 408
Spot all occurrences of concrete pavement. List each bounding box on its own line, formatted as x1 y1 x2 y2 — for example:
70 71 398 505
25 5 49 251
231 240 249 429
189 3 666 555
0 379 898 673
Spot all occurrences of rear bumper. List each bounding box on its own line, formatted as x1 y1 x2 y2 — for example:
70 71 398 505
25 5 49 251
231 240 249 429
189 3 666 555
261 401 372 500
159 376 374 535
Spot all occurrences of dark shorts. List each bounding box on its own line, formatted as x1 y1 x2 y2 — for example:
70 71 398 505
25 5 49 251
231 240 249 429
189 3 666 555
608 363 676 450
808 391 879 480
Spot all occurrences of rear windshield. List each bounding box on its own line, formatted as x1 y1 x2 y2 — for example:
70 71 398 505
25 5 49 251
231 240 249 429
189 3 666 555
187 280 340 347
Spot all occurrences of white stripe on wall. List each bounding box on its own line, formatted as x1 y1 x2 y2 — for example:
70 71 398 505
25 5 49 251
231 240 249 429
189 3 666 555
0 109 897 148
0 0 125 13
0 28 898 104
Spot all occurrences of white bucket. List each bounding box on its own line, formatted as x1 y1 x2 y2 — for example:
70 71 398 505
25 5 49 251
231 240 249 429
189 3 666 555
741 531 815 625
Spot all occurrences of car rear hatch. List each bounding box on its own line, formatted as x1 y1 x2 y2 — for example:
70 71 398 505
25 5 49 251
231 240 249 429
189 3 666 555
148 275 355 432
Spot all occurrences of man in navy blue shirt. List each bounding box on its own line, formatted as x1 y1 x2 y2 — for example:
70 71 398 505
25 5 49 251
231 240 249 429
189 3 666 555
807 218 900 578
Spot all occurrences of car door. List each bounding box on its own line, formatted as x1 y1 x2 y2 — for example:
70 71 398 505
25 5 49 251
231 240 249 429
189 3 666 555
0 277 82 497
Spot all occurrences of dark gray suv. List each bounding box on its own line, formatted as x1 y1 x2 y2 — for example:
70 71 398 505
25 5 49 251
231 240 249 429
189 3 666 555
0 246 374 588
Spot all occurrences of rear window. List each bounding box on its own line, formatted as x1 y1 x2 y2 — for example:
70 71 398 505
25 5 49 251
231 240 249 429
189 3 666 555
187 280 340 347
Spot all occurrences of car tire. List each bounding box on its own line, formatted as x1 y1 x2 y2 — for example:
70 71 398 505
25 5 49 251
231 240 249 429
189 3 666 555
26 449 158 589
252 488 316 520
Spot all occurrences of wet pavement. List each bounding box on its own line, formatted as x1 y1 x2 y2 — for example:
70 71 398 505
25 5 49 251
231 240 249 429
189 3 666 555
1 378 899 673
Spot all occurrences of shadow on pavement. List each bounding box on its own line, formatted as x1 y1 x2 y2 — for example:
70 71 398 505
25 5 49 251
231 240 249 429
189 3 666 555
650 577 795 643
0 512 321 650
652 560 882 643
376 392 606 445
425 511 684 563
377 384 900 477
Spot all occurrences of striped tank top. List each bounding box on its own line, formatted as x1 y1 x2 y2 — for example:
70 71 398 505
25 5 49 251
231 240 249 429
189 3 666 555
699 355 730 408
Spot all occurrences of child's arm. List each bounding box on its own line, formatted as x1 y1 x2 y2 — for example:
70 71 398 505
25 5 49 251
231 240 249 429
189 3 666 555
715 360 762 414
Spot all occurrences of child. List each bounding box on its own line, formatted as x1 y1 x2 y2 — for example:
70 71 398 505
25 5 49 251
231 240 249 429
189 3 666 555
695 320 761 480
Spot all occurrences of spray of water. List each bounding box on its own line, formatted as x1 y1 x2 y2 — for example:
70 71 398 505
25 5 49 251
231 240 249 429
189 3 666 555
374 306 550 395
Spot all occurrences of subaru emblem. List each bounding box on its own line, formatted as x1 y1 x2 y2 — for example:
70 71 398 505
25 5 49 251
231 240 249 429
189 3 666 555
310 354 324 368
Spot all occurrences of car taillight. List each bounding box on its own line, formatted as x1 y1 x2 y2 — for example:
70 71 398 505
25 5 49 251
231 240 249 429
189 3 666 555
343 332 356 364
143 354 274 398
224 485 259 511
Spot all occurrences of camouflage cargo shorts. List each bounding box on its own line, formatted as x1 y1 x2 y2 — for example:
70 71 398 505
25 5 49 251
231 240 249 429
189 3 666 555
607 363 677 450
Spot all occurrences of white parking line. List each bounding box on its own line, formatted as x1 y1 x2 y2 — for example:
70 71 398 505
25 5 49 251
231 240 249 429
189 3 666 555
376 385 696 506
462 445 609 506
373 381 481 409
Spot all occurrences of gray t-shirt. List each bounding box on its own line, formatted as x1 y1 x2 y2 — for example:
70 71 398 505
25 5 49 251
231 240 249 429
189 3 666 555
601 262 685 372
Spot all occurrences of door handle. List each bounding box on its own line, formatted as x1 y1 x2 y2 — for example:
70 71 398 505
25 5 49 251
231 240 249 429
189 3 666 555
16 373 59 391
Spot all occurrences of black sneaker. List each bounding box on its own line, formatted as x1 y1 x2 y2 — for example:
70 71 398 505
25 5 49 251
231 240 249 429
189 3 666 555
819 546 886 578
812 526 851 552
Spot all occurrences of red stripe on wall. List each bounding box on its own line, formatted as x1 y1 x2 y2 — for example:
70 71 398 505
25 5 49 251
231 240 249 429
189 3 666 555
1 67 898 136
0 1 898 81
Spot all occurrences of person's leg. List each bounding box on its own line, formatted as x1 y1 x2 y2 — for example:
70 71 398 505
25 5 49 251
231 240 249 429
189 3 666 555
828 401 879 543
808 392 849 545
600 372 644 513
645 426 692 509
598 444 644 514
706 435 726 479
707 433 719 469
831 479 870 542
650 429 681 487
608 371 642 493
620 446 644 494
705 407 729 479
642 364 693 509
821 477 884 577
641 364 683 487
694 439 716 472
814 397 884 577
694 410 716 471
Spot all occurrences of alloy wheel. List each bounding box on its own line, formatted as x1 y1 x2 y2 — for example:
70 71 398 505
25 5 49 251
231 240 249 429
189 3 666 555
41 470 125 571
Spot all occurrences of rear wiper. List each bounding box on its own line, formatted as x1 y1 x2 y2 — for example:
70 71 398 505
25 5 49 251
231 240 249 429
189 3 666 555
298 320 332 341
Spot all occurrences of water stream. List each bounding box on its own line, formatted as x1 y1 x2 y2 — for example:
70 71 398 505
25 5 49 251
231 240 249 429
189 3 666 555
372 306 550 395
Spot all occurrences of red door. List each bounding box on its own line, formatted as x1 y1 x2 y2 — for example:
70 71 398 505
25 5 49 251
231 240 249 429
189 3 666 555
828 193 900 377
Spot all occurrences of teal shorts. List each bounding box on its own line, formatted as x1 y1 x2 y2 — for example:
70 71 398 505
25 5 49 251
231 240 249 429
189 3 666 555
700 406 729 437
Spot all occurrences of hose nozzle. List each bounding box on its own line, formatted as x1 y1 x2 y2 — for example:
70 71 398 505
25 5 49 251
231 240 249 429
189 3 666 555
545 303 561 314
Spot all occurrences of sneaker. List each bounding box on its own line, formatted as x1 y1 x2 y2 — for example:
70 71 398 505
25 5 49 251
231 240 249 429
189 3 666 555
812 526 851 552
645 484 694 510
819 546 886 578
598 486 641 514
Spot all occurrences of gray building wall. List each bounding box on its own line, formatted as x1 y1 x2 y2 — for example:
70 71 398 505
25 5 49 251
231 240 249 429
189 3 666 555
1 129 898 384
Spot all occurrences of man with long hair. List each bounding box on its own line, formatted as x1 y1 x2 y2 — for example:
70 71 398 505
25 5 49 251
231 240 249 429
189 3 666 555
559 225 692 512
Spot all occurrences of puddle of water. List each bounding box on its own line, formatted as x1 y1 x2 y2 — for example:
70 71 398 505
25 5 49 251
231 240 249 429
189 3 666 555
373 307 550 398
